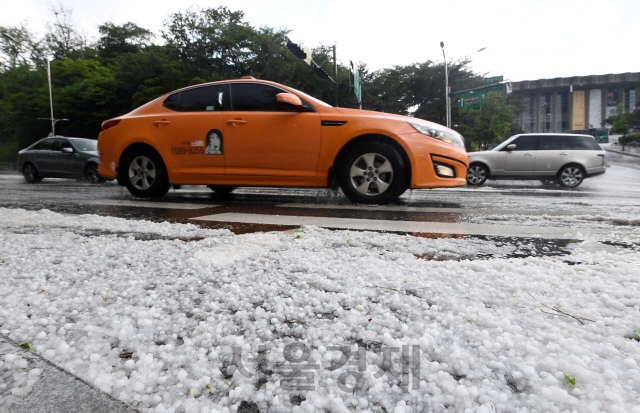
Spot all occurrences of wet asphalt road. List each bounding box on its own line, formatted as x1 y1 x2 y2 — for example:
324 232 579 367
0 151 638 255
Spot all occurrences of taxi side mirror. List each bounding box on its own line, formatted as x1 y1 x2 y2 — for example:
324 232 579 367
276 93 303 111
506 144 516 151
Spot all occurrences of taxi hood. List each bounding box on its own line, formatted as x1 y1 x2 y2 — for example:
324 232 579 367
331 107 455 133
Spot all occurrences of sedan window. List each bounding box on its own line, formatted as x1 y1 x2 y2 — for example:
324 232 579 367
539 136 570 150
164 85 230 112
508 135 538 151
31 139 54 150
51 138 73 151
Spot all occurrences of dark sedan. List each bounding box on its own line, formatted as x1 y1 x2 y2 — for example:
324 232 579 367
17 137 104 183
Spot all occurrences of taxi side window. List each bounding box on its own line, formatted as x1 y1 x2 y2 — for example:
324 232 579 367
539 136 570 150
163 85 229 112
32 139 54 150
231 83 288 111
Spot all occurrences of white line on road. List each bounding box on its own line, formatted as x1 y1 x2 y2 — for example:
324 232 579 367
87 200 218 210
276 203 577 216
191 212 615 239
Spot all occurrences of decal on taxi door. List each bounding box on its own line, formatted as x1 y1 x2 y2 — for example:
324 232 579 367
205 129 223 155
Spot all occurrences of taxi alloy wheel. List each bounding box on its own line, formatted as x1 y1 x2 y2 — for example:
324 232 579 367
124 149 170 198
340 142 406 205
466 164 488 185
23 163 42 183
559 165 584 188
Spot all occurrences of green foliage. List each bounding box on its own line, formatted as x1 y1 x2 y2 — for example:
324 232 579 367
458 94 518 151
20 342 36 351
564 374 576 387
0 6 489 162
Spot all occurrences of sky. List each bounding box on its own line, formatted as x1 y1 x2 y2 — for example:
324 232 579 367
2 0 638 82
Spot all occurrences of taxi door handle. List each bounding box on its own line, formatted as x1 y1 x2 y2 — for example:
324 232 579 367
226 119 246 125
153 120 170 126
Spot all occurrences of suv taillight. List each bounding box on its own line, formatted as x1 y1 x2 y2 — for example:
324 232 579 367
101 119 121 132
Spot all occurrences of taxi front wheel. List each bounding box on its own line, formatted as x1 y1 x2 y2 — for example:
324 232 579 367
123 149 170 198
339 142 407 205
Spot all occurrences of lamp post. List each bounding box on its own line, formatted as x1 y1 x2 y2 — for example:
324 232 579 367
2 32 60 136
440 42 487 129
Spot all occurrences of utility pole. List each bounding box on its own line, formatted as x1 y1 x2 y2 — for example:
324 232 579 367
333 44 338 107
440 41 450 129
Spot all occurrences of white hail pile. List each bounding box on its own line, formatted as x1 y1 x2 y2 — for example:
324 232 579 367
1 208 639 413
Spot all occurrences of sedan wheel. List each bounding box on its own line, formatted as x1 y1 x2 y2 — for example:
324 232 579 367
559 166 584 187
84 163 105 184
23 163 42 183
466 164 488 185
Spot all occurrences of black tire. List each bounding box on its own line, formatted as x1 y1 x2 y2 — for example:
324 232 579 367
558 165 584 188
466 163 488 186
84 163 105 184
338 142 407 204
122 148 170 198
207 185 236 194
23 163 42 183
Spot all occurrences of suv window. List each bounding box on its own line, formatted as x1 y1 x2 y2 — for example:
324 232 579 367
539 136 570 150
509 135 538 151
32 139 54 150
51 138 73 151
568 136 601 150
231 83 290 111
163 85 230 112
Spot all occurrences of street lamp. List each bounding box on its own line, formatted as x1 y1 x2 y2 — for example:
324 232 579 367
440 42 487 129
1 32 60 136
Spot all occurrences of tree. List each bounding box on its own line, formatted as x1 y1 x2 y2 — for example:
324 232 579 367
458 94 518 151
610 104 630 150
44 5 87 60
96 22 153 60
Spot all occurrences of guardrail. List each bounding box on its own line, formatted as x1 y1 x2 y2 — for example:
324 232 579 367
0 162 17 172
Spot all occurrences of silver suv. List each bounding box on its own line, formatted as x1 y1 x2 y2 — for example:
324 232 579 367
466 133 606 187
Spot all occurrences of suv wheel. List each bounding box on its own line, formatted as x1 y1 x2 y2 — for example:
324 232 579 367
339 142 407 204
23 163 43 183
466 164 488 185
558 165 584 188
123 149 170 198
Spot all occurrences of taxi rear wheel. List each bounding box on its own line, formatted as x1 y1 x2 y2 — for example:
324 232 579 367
339 142 407 204
123 149 170 198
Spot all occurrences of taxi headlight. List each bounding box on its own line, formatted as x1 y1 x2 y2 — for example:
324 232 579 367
408 122 466 150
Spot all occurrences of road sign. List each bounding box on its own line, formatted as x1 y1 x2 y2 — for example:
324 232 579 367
484 75 503 85
459 86 504 109
353 67 361 103
303 47 311 66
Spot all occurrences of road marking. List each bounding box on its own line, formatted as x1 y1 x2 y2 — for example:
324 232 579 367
276 203 577 216
89 200 217 210
191 212 615 239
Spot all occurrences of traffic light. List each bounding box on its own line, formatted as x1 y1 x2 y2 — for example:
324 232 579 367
286 38 307 60
312 62 331 80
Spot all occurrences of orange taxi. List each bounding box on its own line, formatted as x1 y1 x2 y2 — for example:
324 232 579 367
98 78 468 204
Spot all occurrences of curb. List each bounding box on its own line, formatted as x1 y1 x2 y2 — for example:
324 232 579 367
604 148 640 158
0 333 140 413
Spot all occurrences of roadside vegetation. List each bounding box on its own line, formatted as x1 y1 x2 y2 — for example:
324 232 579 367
0 6 515 162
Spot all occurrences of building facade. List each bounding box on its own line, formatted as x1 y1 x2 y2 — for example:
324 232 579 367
510 72 640 133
